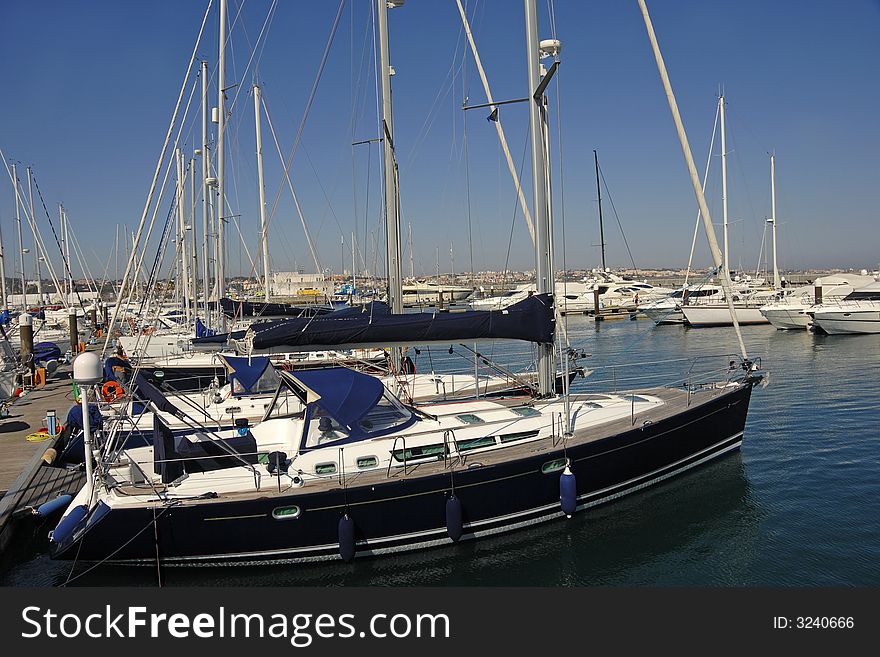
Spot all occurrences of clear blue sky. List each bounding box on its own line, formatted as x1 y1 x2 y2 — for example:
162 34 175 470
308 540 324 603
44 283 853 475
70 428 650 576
1 0 878 280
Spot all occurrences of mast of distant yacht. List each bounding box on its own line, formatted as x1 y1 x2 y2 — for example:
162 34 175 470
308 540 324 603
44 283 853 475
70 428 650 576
593 150 607 272
770 152 780 289
26 167 43 304
216 0 228 312
254 83 270 300
719 94 729 279
13 163 27 309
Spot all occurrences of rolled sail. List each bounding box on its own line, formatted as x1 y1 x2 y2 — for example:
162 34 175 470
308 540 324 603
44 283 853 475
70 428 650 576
246 293 555 351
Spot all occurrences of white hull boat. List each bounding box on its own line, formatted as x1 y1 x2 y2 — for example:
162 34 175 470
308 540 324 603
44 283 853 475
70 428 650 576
680 304 770 327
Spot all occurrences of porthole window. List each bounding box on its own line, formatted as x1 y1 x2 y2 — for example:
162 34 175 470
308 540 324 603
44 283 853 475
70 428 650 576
392 444 446 462
499 430 540 443
272 505 301 520
315 462 337 475
456 436 497 452
541 458 567 474
356 456 379 469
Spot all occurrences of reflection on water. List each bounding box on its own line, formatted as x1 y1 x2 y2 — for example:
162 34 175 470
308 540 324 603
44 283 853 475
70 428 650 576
2 317 879 586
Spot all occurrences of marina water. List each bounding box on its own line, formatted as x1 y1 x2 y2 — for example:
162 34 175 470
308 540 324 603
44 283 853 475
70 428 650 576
2 316 878 586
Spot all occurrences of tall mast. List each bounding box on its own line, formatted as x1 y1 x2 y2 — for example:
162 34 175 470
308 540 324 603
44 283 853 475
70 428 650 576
593 149 606 271
0 217 6 311
377 0 403 374
13 163 26 309
201 59 211 320
770 152 780 289
408 222 414 279
719 94 729 278
450 242 455 280
27 167 43 304
115 224 119 288
253 83 270 300
216 0 227 307
176 148 191 322
351 232 356 294
524 0 554 397
377 0 402 316
60 204 69 301
190 155 198 311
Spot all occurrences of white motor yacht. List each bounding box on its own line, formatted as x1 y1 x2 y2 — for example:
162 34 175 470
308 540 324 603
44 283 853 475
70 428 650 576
809 280 880 335
759 274 875 330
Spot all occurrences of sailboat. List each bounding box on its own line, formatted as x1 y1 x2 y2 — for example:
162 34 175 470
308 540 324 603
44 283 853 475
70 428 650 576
48 0 761 566
679 97 775 327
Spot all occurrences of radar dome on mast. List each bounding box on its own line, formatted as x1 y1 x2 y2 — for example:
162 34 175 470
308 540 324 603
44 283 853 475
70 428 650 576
538 39 562 59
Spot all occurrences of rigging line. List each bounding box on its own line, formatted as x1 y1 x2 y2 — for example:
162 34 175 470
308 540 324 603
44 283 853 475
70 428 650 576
67 228 100 299
637 0 748 362
502 125 533 287
62 504 178 586
103 0 213 357
685 100 720 286
129 75 202 317
0 161 68 310
726 111 760 259
262 0 346 266
455 0 535 245
546 0 558 40
27 173 86 310
90 241 115 300
349 6 374 277
403 9 466 169
226 0 278 114
597 164 638 272
260 93 322 275
461 9 475 290
303 142 348 243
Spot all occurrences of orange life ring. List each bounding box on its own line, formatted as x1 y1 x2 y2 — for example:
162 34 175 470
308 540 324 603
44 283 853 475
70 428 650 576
101 380 125 402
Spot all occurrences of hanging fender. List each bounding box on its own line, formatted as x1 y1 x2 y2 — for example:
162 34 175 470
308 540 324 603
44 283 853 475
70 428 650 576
559 465 577 517
446 494 463 542
338 514 355 562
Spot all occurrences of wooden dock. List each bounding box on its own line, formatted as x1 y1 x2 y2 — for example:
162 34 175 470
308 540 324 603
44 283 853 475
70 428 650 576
0 370 85 555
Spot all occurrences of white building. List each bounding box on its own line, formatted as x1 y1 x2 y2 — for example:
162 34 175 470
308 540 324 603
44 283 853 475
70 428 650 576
271 272 332 297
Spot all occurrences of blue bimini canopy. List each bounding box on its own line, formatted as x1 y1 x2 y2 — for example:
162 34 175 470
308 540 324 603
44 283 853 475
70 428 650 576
218 355 274 395
281 367 418 451
284 367 385 432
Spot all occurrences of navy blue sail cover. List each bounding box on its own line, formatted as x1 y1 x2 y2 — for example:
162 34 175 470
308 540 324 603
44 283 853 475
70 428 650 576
190 328 248 347
219 297 335 318
250 293 554 350
131 372 181 416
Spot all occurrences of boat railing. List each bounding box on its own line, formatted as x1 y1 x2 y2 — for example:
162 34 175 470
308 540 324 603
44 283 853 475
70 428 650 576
387 435 407 477
442 429 460 470
586 353 748 396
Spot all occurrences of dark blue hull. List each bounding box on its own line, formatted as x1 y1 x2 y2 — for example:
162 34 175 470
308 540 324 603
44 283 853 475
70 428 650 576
51 382 754 565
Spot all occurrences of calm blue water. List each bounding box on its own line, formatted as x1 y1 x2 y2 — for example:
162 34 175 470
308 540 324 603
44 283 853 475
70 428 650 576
3 316 879 586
